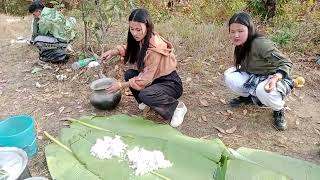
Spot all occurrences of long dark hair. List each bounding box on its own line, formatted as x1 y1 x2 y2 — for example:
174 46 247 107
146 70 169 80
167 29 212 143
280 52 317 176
124 8 154 71
228 12 262 69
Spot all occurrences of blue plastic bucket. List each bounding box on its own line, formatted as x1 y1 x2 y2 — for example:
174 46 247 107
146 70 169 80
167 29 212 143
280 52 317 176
0 116 38 157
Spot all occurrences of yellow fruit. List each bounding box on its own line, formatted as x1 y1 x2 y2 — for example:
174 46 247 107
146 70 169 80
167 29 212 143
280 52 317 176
293 76 305 88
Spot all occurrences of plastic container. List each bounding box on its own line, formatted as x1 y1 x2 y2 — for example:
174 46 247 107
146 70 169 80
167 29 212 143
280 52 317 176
71 56 97 70
0 147 30 180
0 116 38 157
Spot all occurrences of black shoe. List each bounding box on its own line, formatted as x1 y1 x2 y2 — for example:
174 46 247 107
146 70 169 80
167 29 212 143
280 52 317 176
229 96 253 108
273 109 287 130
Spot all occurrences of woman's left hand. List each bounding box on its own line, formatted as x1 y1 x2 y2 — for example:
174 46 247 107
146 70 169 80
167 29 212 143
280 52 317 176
264 74 282 93
106 82 121 93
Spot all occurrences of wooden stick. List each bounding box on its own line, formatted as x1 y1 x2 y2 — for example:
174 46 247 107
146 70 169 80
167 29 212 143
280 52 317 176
150 171 171 180
44 131 72 153
68 118 112 133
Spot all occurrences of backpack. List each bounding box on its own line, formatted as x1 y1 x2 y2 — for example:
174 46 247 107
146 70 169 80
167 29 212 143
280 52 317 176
33 36 69 63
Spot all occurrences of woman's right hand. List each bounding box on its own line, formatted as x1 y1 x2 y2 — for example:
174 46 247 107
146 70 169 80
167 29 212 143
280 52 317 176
101 49 118 62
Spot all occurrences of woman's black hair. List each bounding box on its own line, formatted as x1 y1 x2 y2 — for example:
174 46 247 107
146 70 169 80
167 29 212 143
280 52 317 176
28 0 44 13
124 8 154 71
228 12 262 69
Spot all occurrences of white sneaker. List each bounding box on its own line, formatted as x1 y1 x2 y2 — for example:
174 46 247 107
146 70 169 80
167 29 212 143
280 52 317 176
138 103 147 110
170 102 187 128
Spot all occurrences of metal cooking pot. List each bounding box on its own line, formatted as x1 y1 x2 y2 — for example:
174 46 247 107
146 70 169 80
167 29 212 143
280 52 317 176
89 78 121 110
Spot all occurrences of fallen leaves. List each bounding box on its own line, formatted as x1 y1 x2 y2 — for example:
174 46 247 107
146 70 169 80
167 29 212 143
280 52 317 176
35 82 42 88
243 109 248 115
217 133 224 138
44 112 54 117
212 126 226 134
201 115 208 122
210 124 238 138
219 98 227 105
59 106 65 113
0 80 8 83
314 128 320 136
199 98 209 107
31 67 43 74
226 109 234 115
215 110 233 116
226 126 237 134
186 77 192 83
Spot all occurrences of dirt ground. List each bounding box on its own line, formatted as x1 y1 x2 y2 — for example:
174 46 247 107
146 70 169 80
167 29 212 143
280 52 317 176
1 14 320 178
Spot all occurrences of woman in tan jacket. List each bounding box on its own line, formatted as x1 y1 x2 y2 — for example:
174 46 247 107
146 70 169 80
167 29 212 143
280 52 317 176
101 8 187 127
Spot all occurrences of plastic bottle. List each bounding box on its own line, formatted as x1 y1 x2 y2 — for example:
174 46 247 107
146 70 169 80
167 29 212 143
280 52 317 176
71 56 96 70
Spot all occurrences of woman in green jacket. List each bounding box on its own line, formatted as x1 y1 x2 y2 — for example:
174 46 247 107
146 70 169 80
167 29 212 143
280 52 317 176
224 12 293 130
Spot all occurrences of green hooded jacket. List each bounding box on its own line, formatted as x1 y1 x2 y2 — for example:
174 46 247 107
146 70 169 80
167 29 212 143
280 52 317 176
31 7 76 43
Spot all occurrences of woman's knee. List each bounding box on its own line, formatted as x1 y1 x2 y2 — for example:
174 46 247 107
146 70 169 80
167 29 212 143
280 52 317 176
224 72 234 88
224 72 244 91
124 69 138 81
138 90 154 105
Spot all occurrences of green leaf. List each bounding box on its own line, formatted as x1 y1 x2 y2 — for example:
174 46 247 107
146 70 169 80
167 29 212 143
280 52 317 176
45 144 100 180
226 147 320 180
45 115 320 180
46 114 226 180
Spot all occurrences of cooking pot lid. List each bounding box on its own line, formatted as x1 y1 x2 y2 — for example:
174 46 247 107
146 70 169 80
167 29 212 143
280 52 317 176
90 78 116 91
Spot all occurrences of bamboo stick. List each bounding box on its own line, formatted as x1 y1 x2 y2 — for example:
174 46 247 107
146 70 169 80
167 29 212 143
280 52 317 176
44 131 72 153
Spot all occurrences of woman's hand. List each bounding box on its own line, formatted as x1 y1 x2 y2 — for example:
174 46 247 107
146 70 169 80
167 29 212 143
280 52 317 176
101 49 118 62
106 82 121 93
264 73 282 93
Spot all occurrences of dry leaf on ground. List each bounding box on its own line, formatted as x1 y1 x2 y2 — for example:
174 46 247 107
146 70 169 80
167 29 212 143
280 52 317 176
44 112 54 117
59 106 65 113
243 109 248 115
314 128 320 136
221 111 230 116
219 98 226 104
64 108 73 114
201 115 208 122
199 98 209 107
226 109 234 114
213 126 225 134
217 133 224 138
226 126 237 134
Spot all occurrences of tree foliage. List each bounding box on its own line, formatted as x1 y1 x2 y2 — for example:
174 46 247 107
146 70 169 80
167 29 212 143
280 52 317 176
79 0 135 53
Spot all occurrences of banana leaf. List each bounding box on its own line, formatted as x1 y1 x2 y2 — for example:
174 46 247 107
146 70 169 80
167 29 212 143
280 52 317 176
226 147 320 180
45 143 100 180
46 114 228 180
45 114 320 180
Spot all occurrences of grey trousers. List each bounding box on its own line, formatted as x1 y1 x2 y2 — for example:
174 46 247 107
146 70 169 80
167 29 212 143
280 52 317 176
124 69 183 120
